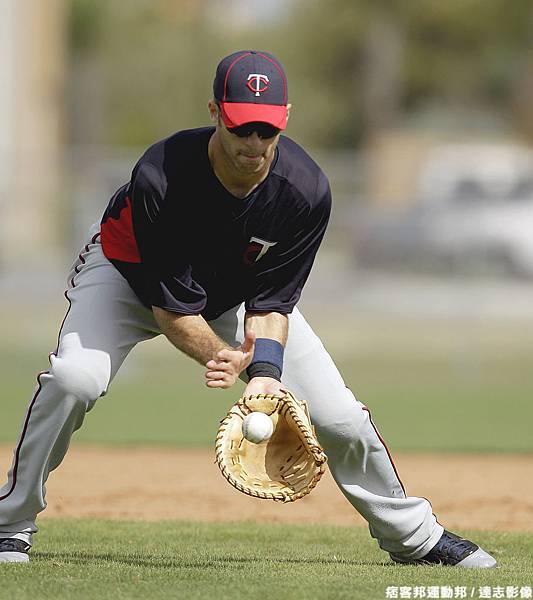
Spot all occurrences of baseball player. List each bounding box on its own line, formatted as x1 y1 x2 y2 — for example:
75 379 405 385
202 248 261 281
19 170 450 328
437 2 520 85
0 50 496 567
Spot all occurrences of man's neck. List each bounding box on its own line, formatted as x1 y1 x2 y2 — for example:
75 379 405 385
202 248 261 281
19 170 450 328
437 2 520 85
208 133 273 199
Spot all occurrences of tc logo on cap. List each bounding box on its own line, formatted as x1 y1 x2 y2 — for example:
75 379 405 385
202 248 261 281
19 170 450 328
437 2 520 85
246 73 269 97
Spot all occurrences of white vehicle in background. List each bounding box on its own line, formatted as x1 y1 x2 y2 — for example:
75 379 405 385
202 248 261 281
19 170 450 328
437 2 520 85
355 143 533 278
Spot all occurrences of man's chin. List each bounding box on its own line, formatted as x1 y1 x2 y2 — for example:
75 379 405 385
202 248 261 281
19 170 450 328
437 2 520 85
235 157 264 173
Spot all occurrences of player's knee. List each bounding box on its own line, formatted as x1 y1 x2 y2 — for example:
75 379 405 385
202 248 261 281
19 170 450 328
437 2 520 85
50 334 111 409
314 405 368 449
50 352 110 408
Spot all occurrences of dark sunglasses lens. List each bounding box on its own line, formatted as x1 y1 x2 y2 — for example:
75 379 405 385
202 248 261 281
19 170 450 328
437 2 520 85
257 124 280 138
228 123 280 139
228 125 251 137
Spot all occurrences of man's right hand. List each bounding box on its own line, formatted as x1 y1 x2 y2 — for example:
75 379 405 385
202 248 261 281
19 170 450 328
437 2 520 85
205 330 256 389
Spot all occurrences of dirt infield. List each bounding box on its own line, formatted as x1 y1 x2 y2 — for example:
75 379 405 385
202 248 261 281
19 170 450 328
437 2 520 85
0 446 531 531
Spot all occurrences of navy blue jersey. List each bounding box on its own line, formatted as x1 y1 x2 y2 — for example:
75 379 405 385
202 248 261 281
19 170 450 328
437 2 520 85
101 127 331 321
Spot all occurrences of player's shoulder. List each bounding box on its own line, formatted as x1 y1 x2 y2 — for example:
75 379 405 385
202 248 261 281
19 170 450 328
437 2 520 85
131 127 213 191
274 136 331 208
137 127 213 169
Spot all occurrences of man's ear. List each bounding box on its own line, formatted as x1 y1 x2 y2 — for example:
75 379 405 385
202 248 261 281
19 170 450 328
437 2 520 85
208 100 219 124
286 103 292 123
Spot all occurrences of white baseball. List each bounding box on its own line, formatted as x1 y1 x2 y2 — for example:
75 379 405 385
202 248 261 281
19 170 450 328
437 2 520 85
242 412 274 444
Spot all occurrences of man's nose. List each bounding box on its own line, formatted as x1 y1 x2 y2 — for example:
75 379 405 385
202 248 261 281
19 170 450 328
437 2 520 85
245 132 263 147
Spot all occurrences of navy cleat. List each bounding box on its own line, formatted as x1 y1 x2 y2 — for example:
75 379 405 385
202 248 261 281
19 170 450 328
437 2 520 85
390 530 497 568
0 538 31 563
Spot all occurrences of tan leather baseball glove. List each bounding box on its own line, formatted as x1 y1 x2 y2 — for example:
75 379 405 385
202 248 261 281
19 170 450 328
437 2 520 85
215 391 327 502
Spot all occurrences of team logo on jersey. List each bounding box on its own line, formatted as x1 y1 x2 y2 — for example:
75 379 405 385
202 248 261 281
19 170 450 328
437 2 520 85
246 74 270 97
243 236 277 265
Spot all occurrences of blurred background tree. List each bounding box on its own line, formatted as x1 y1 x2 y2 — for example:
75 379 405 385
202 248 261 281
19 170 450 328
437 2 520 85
67 0 533 149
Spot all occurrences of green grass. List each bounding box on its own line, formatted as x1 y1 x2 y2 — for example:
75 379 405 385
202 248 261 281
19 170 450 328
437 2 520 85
0 520 530 600
1 310 533 452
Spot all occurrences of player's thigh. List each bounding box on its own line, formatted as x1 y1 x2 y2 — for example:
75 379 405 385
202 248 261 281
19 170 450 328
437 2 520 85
283 308 360 425
59 239 160 387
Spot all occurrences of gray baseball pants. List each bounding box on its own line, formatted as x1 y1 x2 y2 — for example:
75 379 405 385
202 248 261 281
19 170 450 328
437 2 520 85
0 223 443 559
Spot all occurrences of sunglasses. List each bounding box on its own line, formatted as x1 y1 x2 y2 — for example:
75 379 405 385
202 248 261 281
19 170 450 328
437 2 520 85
226 122 281 139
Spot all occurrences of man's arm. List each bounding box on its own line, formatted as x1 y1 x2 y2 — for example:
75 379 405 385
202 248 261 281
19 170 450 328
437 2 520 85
244 311 288 346
153 306 255 389
242 311 288 397
153 307 228 364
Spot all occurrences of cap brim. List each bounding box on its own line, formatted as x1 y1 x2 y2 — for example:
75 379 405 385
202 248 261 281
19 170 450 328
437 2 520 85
220 102 287 130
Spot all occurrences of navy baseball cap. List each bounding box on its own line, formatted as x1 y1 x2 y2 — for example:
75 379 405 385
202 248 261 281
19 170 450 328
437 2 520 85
213 50 288 130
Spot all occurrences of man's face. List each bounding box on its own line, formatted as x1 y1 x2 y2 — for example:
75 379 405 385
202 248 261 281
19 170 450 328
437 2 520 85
209 101 282 175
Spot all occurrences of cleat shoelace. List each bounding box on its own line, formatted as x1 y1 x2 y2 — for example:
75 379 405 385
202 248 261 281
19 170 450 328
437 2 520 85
0 538 30 553
427 533 477 562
